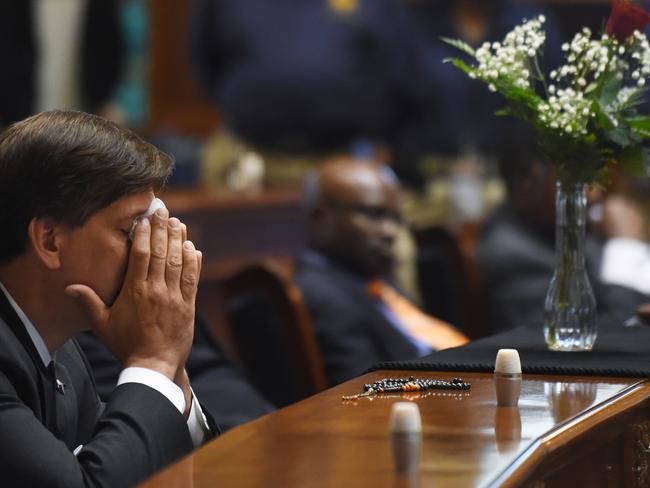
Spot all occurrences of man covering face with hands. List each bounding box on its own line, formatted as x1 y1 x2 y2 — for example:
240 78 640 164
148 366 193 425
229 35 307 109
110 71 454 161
0 110 214 487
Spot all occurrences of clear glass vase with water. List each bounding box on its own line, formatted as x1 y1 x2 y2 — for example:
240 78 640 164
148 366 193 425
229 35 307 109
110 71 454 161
543 182 598 351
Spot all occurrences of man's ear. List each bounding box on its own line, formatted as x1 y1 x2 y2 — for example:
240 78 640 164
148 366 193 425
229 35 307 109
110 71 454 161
27 217 64 269
311 204 326 224
309 204 335 245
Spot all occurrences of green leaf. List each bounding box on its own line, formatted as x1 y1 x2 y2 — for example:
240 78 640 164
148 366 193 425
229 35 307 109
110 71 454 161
496 83 544 118
642 148 650 177
443 57 474 75
605 126 641 147
616 145 650 176
598 71 623 107
621 88 647 111
441 37 475 57
592 101 616 131
495 107 512 116
626 115 650 135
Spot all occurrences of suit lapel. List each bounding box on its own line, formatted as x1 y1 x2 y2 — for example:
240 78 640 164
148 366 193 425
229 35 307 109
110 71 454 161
0 287 58 430
308 257 420 359
0 288 50 376
357 290 420 359
52 360 79 449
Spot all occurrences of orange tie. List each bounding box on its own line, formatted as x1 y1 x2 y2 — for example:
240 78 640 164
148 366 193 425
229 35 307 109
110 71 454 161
368 279 469 351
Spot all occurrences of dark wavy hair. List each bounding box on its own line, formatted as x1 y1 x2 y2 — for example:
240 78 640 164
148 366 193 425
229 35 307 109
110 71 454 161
0 110 174 263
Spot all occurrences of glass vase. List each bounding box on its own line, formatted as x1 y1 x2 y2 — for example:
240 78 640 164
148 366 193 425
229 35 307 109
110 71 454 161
543 182 597 351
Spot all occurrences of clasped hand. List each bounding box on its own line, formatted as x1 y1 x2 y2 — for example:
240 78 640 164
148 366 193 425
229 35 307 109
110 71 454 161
66 207 201 381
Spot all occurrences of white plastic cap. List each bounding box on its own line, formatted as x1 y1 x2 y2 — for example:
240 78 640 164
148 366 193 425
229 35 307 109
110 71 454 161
495 349 522 374
389 402 422 434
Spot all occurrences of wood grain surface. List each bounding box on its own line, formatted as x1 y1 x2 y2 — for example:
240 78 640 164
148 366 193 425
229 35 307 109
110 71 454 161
140 371 647 487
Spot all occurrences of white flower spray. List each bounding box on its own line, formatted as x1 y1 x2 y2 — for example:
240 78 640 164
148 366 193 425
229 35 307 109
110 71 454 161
444 13 650 184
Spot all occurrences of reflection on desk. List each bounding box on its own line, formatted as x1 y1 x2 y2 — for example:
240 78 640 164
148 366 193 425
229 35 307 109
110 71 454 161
139 371 650 487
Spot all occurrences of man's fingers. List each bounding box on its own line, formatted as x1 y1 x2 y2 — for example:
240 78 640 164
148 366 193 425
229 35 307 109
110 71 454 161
181 223 187 242
125 218 151 283
165 218 183 288
65 284 110 334
180 241 199 301
148 207 169 282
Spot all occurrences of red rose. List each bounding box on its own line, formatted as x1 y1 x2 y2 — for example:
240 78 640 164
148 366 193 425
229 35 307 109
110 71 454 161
606 0 650 42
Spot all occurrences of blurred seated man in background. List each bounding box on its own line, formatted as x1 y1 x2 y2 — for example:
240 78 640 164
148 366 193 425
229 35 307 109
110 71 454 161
595 173 650 323
76 316 275 432
477 128 650 334
295 158 468 385
0 111 215 487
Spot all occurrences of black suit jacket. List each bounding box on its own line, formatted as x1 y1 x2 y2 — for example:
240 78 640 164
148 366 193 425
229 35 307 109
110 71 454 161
294 252 419 386
77 317 275 432
0 291 195 488
477 205 649 334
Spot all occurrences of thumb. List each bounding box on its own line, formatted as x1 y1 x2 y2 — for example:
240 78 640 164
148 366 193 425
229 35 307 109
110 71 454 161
65 284 109 332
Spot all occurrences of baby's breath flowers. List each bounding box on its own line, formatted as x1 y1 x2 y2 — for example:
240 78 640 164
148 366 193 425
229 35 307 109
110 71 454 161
469 15 546 91
443 4 650 185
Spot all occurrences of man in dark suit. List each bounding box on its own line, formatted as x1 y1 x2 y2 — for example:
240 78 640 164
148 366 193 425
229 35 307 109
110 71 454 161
0 111 214 487
477 132 650 334
295 158 467 385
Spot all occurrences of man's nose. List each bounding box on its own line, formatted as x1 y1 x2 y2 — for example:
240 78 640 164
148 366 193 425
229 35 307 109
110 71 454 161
377 218 401 240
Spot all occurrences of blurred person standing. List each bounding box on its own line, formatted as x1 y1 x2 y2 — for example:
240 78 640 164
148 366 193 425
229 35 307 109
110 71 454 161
0 0 123 127
189 0 429 187
404 0 564 163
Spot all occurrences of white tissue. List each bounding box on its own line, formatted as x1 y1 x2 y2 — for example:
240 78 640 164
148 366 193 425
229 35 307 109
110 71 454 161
144 197 166 217
128 197 167 240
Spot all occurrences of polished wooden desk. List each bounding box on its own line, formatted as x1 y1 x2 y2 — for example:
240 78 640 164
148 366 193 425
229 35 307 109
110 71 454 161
140 371 650 487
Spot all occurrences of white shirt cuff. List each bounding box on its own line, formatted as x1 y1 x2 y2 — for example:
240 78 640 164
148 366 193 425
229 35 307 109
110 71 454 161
117 367 210 447
117 367 186 413
600 237 650 295
187 387 210 447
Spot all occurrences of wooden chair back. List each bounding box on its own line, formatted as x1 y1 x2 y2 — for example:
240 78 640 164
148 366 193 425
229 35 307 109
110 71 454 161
220 263 328 407
414 223 486 339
